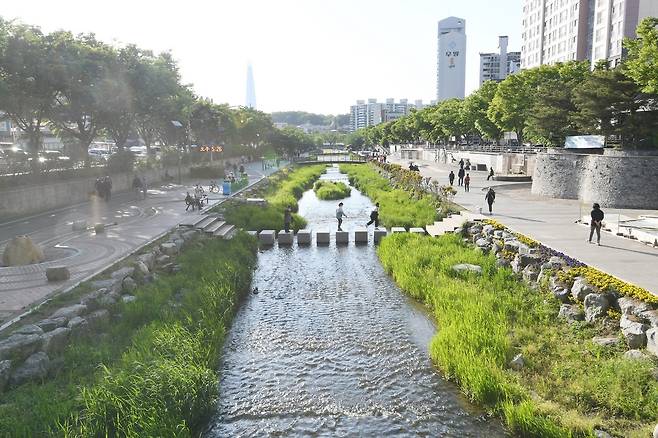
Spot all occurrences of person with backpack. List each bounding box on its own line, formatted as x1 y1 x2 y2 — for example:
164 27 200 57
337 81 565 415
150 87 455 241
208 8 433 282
366 203 380 228
485 187 496 214
588 203 604 245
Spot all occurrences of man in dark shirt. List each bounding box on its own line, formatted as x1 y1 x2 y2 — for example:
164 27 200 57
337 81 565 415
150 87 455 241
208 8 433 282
589 203 604 245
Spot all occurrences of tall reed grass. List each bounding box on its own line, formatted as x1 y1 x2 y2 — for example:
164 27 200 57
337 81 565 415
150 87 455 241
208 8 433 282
313 180 351 200
378 233 658 437
0 234 257 437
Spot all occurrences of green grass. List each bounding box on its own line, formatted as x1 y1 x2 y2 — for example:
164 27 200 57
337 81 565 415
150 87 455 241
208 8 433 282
339 164 438 228
0 234 257 437
378 233 658 437
220 165 325 231
313 180 351 200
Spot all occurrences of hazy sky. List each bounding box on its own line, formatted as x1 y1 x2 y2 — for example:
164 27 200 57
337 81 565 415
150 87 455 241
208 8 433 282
7 0 521 115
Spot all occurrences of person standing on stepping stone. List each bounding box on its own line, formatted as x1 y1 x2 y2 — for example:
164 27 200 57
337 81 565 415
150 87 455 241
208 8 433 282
284 206 292 233
336 202 348 231
366 203 380 228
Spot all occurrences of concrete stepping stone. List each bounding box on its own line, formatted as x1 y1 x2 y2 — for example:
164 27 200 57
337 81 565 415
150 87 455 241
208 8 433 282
374 228 388 242
391 227 406 234
259 230 275 245
278 231 293 245
316 231 330 245
335 231 349 244
297 230 311 245
354 228 368 243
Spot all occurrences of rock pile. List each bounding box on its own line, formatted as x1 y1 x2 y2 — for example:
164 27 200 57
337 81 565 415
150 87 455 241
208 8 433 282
465 221 658 362
0 228 201 393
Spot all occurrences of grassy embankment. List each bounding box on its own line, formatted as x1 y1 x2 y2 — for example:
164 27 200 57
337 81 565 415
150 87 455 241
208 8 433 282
0 235 257 437
378 233 658 438
339 163 441 228
313 180 351 200
220 165 325 232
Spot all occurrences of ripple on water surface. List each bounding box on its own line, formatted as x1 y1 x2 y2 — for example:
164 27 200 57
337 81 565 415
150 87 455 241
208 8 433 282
205 169 505 437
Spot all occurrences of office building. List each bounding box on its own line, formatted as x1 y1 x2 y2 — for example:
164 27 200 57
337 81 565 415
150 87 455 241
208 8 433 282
479 36 522 85
349 99 424 132
437 17 467 101
246 64 256 109
521 0 658 69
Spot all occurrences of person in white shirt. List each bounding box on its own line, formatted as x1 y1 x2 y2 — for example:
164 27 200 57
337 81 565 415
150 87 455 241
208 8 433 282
336 202 348 231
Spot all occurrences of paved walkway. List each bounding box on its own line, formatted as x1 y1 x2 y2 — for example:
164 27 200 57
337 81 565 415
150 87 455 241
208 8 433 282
0 161 278 325
392 156 658 297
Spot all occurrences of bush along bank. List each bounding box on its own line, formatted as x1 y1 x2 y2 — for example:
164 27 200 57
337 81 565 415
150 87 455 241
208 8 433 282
0 231 257 437
313 180 351 200
215 165 325 232
378 224 658 437
339 162 456 229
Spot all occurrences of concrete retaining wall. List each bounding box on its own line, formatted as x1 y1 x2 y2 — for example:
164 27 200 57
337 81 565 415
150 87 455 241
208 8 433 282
0 162 223 219
532 150 658 209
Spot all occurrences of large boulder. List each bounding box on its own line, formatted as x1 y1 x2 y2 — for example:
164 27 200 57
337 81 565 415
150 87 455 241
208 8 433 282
2 235 44 266
9 352 49 387
122 277 137 293
42 327 71 355
558 304 584 323
621 321 648 349
0 334 43 361
451 264 483 276
0 360 11 392
482 225 495 236
646 327 658 357
592 336 621 347
617 297 652 317
111 267 135 281
134 260 149 276
160 242 178 256
639 309 658 328
138 252 156 271
511 253 542 274
36 317 68 332
51 304 87 320
553 288 571 303
12 324 44 336
86 309 110 329
90 278 122 294
522 265 540 283
571 277 597 302
623 349 649 361
584 293 609 323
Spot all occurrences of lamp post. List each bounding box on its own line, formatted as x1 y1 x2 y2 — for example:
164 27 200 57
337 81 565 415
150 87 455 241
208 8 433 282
171 120 185 184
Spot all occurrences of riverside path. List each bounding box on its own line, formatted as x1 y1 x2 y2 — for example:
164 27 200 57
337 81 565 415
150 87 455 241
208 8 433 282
0 161 278 326
391 156 658 298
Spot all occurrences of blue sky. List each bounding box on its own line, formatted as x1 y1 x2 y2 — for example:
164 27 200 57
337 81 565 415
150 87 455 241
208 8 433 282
7 0 522 114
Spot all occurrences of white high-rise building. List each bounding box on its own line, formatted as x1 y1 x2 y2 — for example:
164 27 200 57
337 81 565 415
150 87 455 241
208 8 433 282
479 36 522 85
437 17 466 101
349 99 424 132
246 64 256 109
521 0 658 69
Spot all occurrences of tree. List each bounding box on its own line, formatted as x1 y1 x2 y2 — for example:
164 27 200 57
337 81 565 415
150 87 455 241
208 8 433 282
48 32 115 165
526 61 590 146
430 99 466 143
573 66 658 148
462 81 503 143
235 106 274 148
0 20 59 170
625 17 658 94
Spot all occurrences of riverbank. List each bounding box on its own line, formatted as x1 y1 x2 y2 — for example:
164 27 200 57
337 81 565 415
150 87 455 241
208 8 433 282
378 232 658 437
215 165 325 231
0 234 257 436
340 163 453 228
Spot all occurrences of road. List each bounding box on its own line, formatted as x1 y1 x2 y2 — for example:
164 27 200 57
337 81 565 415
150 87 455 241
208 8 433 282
393 156 658 297
0 161 278 325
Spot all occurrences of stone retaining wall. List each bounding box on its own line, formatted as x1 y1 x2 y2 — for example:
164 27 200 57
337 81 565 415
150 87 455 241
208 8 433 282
0 162 225 219
532 149 658 208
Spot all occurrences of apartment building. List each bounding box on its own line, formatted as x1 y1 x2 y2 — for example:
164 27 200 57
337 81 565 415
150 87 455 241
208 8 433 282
480 36 522 85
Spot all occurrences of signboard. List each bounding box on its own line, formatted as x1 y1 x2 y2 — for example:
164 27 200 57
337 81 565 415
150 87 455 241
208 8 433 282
199 145 224 153
565 135 605 149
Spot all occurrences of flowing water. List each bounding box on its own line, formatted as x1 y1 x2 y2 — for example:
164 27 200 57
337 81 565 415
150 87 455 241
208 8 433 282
205 166 506 437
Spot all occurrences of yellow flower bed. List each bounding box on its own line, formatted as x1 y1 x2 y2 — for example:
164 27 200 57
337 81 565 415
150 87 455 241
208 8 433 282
559 266 658 304
483 219 506 230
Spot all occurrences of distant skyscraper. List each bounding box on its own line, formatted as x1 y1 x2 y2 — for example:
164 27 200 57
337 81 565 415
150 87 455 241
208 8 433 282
437 17 466 102
479 36 521 86
246 64 256 109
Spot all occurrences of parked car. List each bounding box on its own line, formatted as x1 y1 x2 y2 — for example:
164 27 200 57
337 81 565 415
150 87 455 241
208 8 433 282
89 148 112 162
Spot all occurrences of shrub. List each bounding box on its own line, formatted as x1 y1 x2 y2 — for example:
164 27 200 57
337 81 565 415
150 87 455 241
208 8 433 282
106 151 135 173
313 180 351 200
189 165 224 180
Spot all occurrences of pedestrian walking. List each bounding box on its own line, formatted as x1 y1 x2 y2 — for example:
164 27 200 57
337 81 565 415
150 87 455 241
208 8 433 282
448 171 455 186
131 174 143 199
104 175 113 201
458 167 465 186
185 192 194 211
284 206 292 233
366 202 380 228
336 202 348 231
459 158 464 169
487 167 494 181
588 203 604 245
464 174 470 192
485 188 496 214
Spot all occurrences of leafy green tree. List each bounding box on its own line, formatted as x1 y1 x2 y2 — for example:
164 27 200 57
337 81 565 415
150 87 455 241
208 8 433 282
430 99 466 143
0 20 59 170
462 81 503 143
573 66 658 148
526 61 590 146
235 106 274 148
625 17 658 94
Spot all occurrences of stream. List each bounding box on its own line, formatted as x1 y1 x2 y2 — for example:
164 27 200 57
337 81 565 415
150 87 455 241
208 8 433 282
204 166 506 437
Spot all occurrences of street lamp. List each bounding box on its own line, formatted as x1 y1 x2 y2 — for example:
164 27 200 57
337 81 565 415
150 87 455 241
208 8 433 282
171 120 185 184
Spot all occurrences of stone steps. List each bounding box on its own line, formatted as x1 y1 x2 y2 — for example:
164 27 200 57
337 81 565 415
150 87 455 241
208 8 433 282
254 228 391 245
426 211 485 237
178 215 208 228
194 215 221 230
214 224 236 239
203 220 227 234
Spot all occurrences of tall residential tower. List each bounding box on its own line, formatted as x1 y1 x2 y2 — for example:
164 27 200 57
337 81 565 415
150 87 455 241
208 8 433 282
437 17 466 101
246 64 256 109
480 36 522 86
